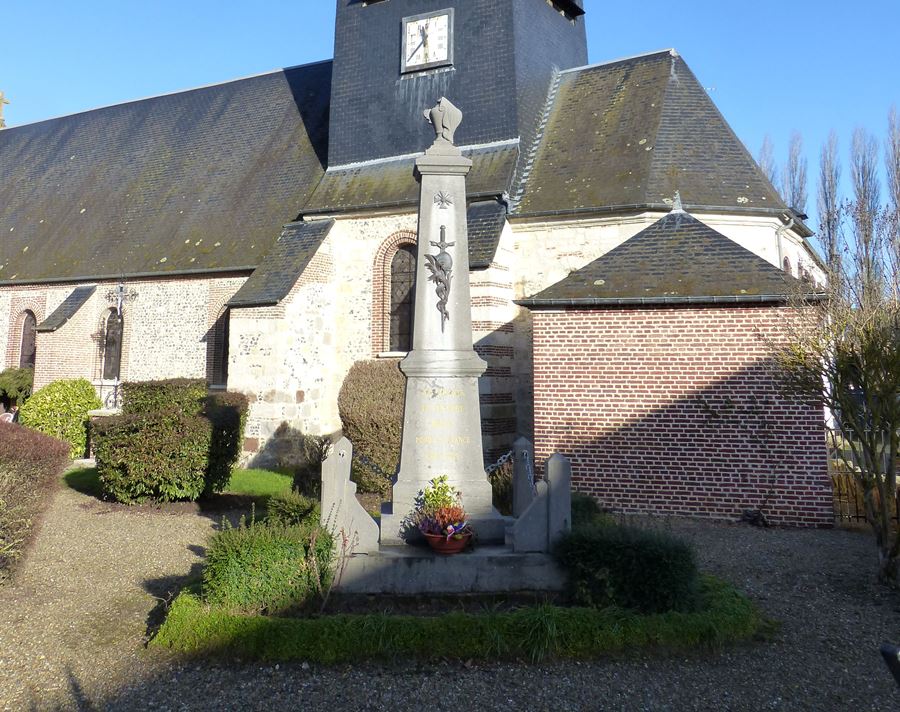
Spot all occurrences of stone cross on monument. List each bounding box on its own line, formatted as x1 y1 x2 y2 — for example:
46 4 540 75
380 97 506 545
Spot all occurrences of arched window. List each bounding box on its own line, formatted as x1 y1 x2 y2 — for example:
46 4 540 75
389 245 416 352
19 311 36 369
782 256 792 275
207 307 230 386
102 309 123 381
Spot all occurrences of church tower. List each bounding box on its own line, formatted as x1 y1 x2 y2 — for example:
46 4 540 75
327 0 588 167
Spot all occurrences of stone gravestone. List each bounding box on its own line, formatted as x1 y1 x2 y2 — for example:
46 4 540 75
380 97 506 545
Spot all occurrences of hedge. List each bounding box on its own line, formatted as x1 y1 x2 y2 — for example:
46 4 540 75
92 389 249 504
337 359 405 496
153 576 763 664
93 411 213 503
554 522 700 614
0 423 70 581
19 378 101 459
202 516 333 616
120 378 207 417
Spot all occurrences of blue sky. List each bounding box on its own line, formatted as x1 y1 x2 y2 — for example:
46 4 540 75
2 0 898 226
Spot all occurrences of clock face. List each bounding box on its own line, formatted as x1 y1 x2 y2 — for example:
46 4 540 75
402 10 453 73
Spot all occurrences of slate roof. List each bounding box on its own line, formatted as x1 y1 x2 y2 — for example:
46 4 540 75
513 50 786 216
518 210 822 308
467 199 508 269
0 47 792 287
0 61 331 285
227 220 335 308
35 285 97 332
304 142 519 215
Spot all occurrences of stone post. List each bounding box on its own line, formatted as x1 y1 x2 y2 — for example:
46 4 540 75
380 98 505 545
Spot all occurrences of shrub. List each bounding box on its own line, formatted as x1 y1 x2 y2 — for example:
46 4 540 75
93 411 212 503
488 460 513 516
571 492 603 529
0 367 34 403
554 523 700 614
338 360 404 495
203 517 333 615
266 490 319 527
120 378 207 417
19 378 101 459
0 423 70 581
205 392 250 495
291 434 332 498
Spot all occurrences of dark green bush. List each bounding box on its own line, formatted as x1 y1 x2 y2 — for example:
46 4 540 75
93 411 212 503
489 460 513 516
554 523 700 614
267 490 319 527
0 423 70 581
338 360 404 495
571 492 603 529
120 378 207 417
203 517 333 615
290 434 331 498
0 367 34 403
205 392 250 494
19 378 101 459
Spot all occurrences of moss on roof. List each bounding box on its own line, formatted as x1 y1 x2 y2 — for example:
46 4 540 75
514 51 785 216
0 62 331 284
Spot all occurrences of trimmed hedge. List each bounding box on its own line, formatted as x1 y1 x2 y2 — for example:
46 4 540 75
19 378 101 459
337 359 405 495
202 517 333 616
205 392 251 495
0 423 70 581
153 576 763 664
93 411 213 503
266 490 319 527
121 378 207 417
554 523 701 614
93 388 249 504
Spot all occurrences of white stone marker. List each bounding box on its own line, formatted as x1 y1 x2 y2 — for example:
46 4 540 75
380 98 505 545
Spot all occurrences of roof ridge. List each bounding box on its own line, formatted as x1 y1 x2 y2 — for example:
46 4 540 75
558 48 678 76
2 59 333 130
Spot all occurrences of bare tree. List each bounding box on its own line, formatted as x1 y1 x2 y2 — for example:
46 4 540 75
851 128 883 306
783 131 808 214
775 115 900 587
758 135 779 191
817 131 842 272
887 108 900 290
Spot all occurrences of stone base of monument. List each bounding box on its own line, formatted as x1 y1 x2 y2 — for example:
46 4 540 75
337 545 565 595
322 436 573 595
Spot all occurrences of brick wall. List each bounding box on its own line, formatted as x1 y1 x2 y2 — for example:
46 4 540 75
531 304 833 526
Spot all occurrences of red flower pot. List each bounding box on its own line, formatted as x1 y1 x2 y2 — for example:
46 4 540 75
423 532 472 555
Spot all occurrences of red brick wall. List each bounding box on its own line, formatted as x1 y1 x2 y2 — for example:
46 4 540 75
532 304 833 526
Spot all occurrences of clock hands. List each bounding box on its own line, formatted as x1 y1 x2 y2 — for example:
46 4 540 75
408 24 429 63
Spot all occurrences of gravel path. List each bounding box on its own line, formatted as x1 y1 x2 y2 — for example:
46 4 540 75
1 484 899 711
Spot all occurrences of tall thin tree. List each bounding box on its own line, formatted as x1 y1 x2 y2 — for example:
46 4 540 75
784 131 808 214
850 128 882 305
817 131 842 273
887 107 900 294
758 135 779 192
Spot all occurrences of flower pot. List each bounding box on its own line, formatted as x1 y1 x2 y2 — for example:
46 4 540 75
423 532 472 555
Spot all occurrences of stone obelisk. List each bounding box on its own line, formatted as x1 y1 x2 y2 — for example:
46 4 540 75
380 98 505 545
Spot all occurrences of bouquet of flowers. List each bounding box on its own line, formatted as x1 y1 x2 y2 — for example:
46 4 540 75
413 476 472 540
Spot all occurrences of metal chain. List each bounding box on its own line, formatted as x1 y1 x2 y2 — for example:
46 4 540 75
355 450 516 478
485 449 514 475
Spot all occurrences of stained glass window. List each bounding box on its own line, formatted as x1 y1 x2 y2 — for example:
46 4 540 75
19 311 36 369
390 245 416 352
102 309 123 381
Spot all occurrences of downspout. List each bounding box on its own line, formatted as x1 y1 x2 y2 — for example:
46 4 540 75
776 213 796 270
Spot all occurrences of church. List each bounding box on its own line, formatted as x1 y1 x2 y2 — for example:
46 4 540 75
0 0 832 524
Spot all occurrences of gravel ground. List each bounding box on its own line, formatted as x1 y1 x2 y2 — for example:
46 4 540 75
1 484 899 711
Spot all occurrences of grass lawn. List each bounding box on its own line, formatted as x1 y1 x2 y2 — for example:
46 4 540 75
63 466 292 503
152 576 766 664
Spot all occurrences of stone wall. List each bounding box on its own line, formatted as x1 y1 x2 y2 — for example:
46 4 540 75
530 304 833 526
0 275 245 406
